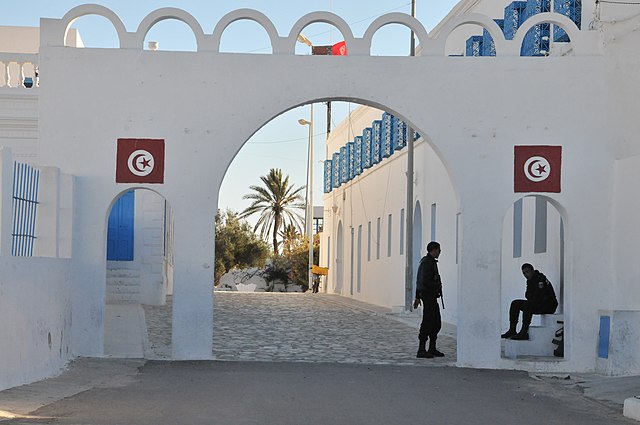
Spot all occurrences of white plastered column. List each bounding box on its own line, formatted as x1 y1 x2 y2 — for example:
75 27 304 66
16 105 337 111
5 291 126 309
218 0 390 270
456 196 504 369
70 189 107 357
170 198 215 360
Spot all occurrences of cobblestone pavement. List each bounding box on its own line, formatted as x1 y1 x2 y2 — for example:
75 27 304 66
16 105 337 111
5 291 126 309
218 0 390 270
143 292 456 366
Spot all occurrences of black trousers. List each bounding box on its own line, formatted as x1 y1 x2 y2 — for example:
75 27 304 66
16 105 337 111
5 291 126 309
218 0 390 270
509 299 556 327
418 298 441 342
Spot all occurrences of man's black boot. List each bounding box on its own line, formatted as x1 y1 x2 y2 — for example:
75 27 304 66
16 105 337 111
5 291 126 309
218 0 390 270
501 324 517 339
427 339 445 357
511 330 529 340
417 339 433 358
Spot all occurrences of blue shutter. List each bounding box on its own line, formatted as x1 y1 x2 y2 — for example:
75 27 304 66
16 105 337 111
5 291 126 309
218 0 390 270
107 190 135 261
323 160 332 193
363 128 373 169
372 120 382 164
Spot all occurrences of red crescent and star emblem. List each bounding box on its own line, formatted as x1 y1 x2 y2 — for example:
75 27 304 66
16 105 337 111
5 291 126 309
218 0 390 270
523 156 550 182
116 138 165 183
514 146 561 193
127 150 154 177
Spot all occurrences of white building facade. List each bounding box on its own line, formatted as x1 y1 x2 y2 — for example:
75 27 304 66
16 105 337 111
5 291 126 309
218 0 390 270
1 0 640 390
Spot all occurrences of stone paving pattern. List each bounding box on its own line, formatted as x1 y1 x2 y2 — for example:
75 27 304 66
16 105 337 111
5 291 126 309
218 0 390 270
143 292 456 366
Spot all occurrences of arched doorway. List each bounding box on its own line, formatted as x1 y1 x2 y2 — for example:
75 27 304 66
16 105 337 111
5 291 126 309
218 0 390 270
103 188 174 358
500 195 565 359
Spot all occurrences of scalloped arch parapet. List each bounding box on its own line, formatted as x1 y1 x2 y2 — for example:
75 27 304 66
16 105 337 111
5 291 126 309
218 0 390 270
287 12 359 55
41 6 599 56
210 9 282 53
60 4 127 48
133 7 206 51
362 13 429 55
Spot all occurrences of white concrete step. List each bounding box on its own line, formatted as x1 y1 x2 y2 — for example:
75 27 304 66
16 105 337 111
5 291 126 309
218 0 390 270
106 267 141 304
504 314 564 359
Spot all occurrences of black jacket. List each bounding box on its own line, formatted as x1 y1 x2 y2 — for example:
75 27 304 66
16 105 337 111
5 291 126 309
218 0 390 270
415 254 441 301
526 270 558 312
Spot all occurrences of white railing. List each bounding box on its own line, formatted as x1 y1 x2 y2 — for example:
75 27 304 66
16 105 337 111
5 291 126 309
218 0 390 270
0 53 39 89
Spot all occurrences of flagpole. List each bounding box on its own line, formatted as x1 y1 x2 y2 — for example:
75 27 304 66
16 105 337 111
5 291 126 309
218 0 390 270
405 0 417 312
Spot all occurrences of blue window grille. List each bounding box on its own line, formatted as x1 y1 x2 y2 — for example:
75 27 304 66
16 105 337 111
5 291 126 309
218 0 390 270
354 136 363 176
395 120 407 150
347 141 355 181
107 190 135 261
382 112 395 158
521 0 551 56
11 161 40 256
482 19 504 56
332 152 341 188
362 128 373 169
504 1 527 40
554 0 581 42
466 36 484 56
323 160 332 193
372 120 382 164
340 146 348 184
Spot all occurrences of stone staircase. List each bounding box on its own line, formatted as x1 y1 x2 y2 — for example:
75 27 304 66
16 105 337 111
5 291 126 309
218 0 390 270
106 267 140 304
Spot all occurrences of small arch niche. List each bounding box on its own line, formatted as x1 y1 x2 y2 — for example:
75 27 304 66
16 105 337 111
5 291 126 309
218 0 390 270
65 15 120 48
519 22 575 57
295 22 347 56
444 23 499 57
370 23 413 56
219 19 273 54
144 19 198 52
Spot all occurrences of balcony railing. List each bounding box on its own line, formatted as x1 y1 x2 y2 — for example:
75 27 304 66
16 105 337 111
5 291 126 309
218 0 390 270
0 54 39 89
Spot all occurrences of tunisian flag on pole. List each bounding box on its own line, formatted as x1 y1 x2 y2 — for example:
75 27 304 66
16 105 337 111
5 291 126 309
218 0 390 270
116 138 165 184
331 41 347 56
514 145 562 193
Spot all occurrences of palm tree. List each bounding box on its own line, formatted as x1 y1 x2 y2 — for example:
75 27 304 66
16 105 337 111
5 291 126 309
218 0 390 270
280 224 300 254
240 168 305 254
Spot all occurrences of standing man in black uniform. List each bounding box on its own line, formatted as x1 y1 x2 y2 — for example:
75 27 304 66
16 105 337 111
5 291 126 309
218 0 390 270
413 241 444 358
501 263 558 340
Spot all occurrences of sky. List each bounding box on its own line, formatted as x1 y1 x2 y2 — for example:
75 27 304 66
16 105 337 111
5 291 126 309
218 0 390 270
0 0 459 228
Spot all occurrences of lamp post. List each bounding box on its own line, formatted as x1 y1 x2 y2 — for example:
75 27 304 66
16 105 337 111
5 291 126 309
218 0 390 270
298 103 314 291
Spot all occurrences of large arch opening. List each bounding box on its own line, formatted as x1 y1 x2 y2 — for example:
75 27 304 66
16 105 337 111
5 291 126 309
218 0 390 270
206 96 461 363
103 188 174 358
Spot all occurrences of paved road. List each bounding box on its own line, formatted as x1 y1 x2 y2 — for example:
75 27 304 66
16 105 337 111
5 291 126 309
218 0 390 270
1 292 637 424
143 292 456 365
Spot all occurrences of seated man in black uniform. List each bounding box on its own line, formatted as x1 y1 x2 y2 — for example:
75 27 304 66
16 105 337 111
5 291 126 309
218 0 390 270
501 263 558 341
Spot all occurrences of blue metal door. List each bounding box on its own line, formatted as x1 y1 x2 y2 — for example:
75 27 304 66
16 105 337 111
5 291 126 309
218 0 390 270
107 191 134 261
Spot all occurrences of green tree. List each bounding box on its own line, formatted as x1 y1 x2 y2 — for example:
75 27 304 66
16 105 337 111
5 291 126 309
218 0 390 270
287 234 320 291
239 168 305 254
280 224 299 255
214 209 270 285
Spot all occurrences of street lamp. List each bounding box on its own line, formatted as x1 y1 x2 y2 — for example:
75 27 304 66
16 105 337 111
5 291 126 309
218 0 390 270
298 103 314 292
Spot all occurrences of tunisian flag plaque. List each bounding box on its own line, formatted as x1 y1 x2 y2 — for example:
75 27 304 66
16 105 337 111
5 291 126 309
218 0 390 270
514 145 561 193
116 138 165 184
